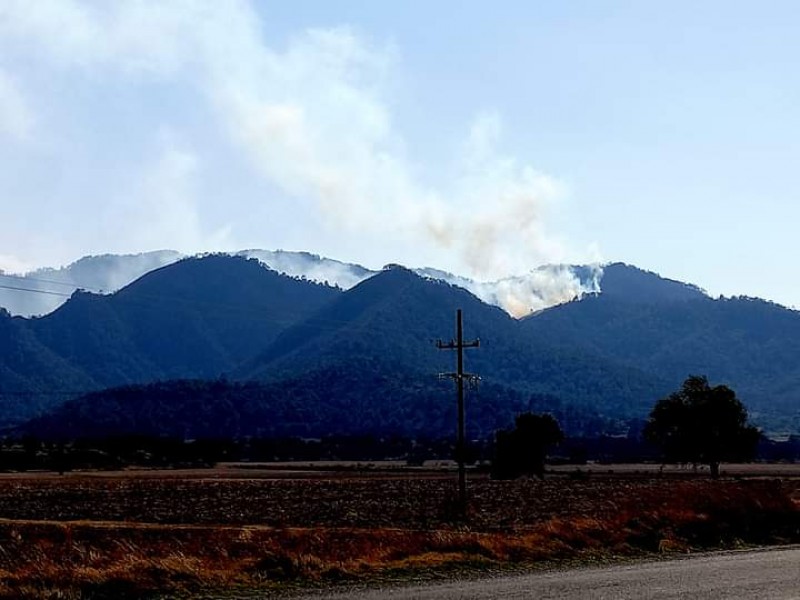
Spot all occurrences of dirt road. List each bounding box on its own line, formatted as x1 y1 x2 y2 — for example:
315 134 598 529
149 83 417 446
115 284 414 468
292 547 800 599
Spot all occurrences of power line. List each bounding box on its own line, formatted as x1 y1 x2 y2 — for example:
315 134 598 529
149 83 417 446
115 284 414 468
0 276 335 328
0 283 73 298
0 282 72 298
0 271 344 326
0 273 446 338
0 271 106 290
436 308 479 516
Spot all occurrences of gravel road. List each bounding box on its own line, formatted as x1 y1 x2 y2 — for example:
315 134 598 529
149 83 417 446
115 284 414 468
291 547 800 599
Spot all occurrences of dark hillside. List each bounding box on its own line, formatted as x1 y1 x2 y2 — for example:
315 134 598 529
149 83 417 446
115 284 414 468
244 265 515 378
30 255 341 385
0 310 96 425
22 366 537 440
524 278 800 429
596 262 707 304
0 256 341 424
6 260 800 437
245 266 668 422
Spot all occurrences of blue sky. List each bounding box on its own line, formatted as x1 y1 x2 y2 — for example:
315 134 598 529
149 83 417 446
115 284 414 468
1 1 799 306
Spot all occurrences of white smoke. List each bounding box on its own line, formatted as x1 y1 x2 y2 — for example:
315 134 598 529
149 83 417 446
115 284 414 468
472 265 603 317
426 112 568 278
0 254 33 274
0 250 183 316
239 249 373 290
0 68 34 141
112 135 233 256
0 1 598 310
416 263 603 318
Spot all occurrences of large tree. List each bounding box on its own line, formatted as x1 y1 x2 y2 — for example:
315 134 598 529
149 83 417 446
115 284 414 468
491 412 563 479
644 375 760 478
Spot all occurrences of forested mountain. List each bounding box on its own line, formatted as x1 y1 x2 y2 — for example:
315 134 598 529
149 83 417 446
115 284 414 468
2 256 800 437
0 250 367 317
0 309 95 421
243 265 666 422
30 255 339 384
585 263 706 304
522 263 800 431
0 250 598 318
242 265 514 377
0 256 340 424
14 264 668 439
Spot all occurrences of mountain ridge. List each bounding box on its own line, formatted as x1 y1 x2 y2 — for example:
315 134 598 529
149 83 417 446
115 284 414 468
1 254 798 437
1 250 625 318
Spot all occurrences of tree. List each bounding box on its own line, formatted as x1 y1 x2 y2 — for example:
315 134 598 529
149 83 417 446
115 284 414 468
491 412 563 479
644 375 760 478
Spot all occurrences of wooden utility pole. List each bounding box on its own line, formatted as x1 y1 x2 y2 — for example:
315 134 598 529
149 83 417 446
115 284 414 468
437 309 479 513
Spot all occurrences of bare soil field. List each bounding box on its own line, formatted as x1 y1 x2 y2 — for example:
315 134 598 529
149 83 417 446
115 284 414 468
0 466 796 598
0 470 797 529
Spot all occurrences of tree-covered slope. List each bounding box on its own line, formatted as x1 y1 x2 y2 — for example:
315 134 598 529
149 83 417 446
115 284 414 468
0 309 96 425
594 262 707 304
242 265 515 377
523 270 800 430
6 260 800 437
28 255 341 385
21 366 537 440
244 266 669 421
0 256 341 423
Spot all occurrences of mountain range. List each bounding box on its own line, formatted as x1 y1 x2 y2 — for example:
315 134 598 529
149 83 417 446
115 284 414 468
2 253 799 439
0 250 599 318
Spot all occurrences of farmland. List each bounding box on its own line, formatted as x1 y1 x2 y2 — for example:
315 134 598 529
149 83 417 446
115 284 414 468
0 465 797 598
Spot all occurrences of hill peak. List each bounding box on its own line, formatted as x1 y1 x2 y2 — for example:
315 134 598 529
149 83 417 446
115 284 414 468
597 262 707 304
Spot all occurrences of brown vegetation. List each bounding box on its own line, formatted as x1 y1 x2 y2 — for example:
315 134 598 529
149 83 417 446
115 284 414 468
0 473 796 598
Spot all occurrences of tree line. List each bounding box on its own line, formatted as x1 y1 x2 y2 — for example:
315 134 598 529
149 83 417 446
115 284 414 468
491 375 763 479
0 375 788 475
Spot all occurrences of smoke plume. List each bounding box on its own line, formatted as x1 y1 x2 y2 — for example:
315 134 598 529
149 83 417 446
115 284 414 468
0 1 599 313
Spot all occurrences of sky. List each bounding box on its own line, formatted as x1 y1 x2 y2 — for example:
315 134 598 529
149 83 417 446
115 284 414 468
1 1 799 307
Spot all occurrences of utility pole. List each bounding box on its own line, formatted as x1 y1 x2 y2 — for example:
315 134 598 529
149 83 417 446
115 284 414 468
437 308 479 514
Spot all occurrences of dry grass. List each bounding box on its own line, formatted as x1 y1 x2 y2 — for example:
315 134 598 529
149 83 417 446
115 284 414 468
0 476 795 598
